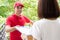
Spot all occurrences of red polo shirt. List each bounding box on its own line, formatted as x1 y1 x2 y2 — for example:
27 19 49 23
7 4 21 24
6 14 30 40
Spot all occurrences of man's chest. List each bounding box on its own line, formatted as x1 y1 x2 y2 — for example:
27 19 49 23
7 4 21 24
12 17 26 26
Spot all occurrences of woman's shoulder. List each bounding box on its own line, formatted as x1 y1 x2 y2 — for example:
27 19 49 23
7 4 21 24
33 19 45 25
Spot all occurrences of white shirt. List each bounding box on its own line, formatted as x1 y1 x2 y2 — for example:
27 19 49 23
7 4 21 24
31 18 60 40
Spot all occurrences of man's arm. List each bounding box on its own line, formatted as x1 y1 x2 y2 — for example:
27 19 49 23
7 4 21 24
5 25 16 32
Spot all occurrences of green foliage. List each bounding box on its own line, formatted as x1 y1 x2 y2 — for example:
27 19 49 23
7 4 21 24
0 6 8 17
0 16 5 24
21 0 38 21
0 0 60 23
0 0 38 21
58 0 60 6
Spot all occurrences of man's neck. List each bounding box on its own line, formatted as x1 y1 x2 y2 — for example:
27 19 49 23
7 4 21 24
15 13 21 16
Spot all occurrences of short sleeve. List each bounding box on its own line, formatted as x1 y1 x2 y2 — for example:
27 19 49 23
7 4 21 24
30 21 42 40
5 17 12 26
23 16 30 23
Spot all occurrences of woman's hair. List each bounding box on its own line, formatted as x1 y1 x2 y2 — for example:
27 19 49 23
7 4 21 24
38 0 60 19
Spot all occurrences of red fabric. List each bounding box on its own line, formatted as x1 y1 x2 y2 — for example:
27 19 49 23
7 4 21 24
6 14 30 40
14 2 24 8
23 16 31 23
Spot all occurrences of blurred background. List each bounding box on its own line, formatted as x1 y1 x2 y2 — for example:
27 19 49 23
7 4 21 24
0 0 60 40
0 0 60 24
0 0 38 24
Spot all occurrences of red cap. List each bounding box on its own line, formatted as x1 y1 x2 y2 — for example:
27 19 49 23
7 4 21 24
14 2 24 8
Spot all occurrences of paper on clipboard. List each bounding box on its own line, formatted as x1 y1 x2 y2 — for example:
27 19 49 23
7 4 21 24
15 26 31 35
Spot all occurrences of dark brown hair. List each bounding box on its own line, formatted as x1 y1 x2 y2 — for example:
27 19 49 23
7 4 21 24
38 0 60 19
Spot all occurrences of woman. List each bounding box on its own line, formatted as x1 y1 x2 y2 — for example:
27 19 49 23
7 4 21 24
31 0 60 40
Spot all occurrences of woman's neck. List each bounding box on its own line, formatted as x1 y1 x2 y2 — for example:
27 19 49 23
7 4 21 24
46 18 57 20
